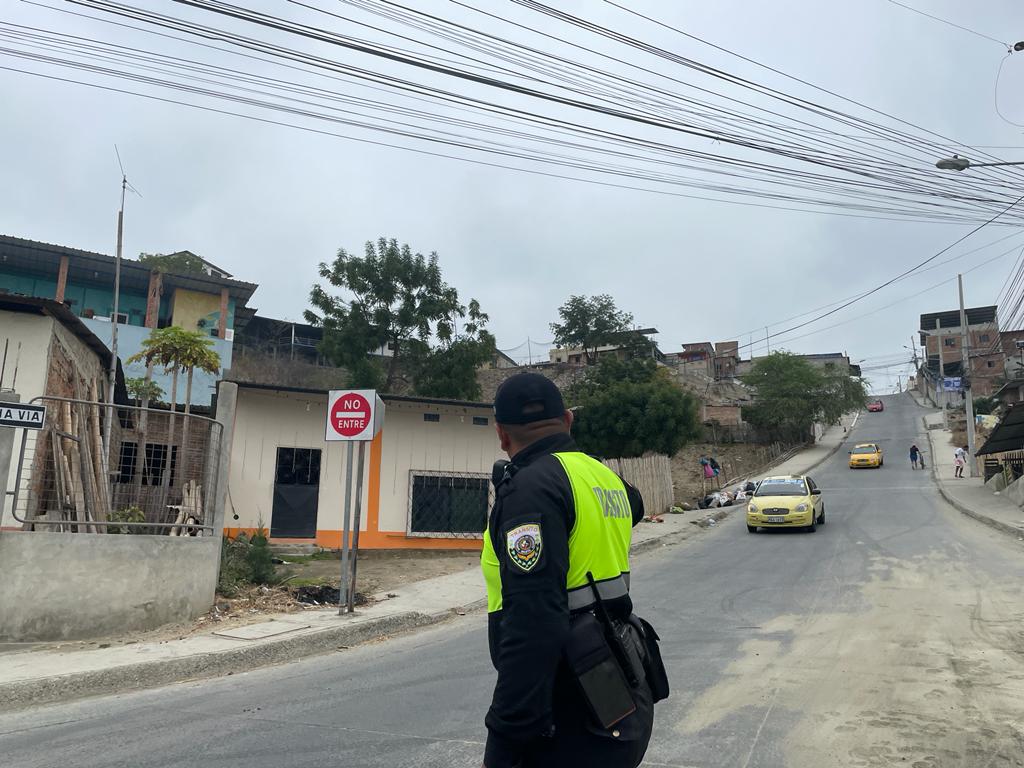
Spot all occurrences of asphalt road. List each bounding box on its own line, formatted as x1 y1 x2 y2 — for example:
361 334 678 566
3 394 1024 767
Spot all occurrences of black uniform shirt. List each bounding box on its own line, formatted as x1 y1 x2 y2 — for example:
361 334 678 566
483 433 643 767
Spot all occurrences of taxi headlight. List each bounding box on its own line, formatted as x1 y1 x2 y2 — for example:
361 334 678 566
795 503 809 512
747 503 758 513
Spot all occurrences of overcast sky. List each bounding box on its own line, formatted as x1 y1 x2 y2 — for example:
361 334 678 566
3 0 1024 393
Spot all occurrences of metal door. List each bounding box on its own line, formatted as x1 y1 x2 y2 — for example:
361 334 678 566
270 447 321 538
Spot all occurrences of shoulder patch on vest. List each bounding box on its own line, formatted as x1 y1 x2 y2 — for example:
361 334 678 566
506 523 542 572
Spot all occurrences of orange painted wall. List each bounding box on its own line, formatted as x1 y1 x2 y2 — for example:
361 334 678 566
223 527 483 551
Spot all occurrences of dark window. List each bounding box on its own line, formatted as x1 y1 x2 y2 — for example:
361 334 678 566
980 334 990 343
423 413 440 423
472 416 489 426
944 338 955 347
116 442 178 485
410 474 489 535
274 448 321 485
824 362 835 369
987 360 995 368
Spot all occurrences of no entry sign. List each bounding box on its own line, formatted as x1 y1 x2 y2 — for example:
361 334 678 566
325 390 384 442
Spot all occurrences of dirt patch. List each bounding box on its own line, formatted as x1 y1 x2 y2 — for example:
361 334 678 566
671 442 794 505
277 549 479 596
679 552 1024 766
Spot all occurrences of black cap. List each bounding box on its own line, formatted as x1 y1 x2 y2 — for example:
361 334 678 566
494 373 566 424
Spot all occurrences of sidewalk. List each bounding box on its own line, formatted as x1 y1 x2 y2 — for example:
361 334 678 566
0 417 856 712
766 412 859 478
923 409 1024 541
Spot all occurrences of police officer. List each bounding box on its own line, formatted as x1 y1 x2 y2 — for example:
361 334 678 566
481 373 657 768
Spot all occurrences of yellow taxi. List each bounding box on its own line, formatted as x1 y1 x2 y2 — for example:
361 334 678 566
849 443 883 469
746 475 825 533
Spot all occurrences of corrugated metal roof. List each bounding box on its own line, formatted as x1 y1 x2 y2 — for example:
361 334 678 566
0 235 258 303
919 305 998 336
977 403 1024 455
227 379 493 409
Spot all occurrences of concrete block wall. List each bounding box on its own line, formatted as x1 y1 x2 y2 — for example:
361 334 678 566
0 532 219 642
986 473 1008 493
1003 477 1024 507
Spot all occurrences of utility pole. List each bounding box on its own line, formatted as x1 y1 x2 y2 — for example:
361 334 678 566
101 173 127 480
765 327 770 354
910 335 920 394
935 317 947 427
958 274 977 477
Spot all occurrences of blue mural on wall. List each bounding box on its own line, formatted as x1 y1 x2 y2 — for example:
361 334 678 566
82 319 233 407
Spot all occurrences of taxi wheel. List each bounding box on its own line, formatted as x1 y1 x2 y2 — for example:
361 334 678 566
818 505 826 525
747 525 757 533
806 520 817 533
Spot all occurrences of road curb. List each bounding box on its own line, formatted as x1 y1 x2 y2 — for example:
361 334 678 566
2 527 702 713
0 610 452 714
925 422 1024 543
933 485 1024 541
0 418 861 713
798 420 855 476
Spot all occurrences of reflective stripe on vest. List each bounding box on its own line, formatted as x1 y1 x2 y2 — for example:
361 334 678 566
480 451 633 614
566 572 630 611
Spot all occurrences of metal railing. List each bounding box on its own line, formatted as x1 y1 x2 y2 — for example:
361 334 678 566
11 396 222 533
406 470 492 539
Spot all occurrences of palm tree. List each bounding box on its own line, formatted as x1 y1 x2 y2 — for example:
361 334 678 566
176 332 221 501
127 327 191 515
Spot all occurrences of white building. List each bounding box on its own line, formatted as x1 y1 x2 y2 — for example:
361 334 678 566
223 381 504 550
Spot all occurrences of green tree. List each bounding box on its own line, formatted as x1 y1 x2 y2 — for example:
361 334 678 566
126 377 164 403
176 332 221 477
973 396 999 416
741 353 867 442
305 237 470 392
550 295 635 365
567 358 700 458
413 300 496 400
138 251 208 275
128 327 219 510
127 327 187 506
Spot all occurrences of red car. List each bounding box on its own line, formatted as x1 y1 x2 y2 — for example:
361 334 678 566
867 400 884 412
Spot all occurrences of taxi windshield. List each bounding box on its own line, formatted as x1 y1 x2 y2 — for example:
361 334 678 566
754 479 807 497
852 446 877 455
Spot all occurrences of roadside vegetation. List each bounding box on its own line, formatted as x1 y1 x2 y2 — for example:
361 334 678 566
741 352 868 443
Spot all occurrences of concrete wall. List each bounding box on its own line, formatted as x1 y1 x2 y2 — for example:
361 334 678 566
0 531 219 642
170 287 226 335
376 399 501 535
0 313 53 527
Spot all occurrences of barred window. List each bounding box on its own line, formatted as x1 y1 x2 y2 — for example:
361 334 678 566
117 442 178 486
275 448 321 485
409 472 490 537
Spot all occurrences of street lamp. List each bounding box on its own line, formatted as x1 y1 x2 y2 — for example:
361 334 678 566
935 154 1024 171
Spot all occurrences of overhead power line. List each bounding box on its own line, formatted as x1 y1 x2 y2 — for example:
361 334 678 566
884 0 1011 51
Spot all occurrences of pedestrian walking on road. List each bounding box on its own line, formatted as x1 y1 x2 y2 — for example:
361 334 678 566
909 444 920 470
481 373 667 768
954 445 967 478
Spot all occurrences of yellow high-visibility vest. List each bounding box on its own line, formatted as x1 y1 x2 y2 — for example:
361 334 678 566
482 452 633 613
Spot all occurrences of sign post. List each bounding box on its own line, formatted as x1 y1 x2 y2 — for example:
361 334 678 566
326 390 385 614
